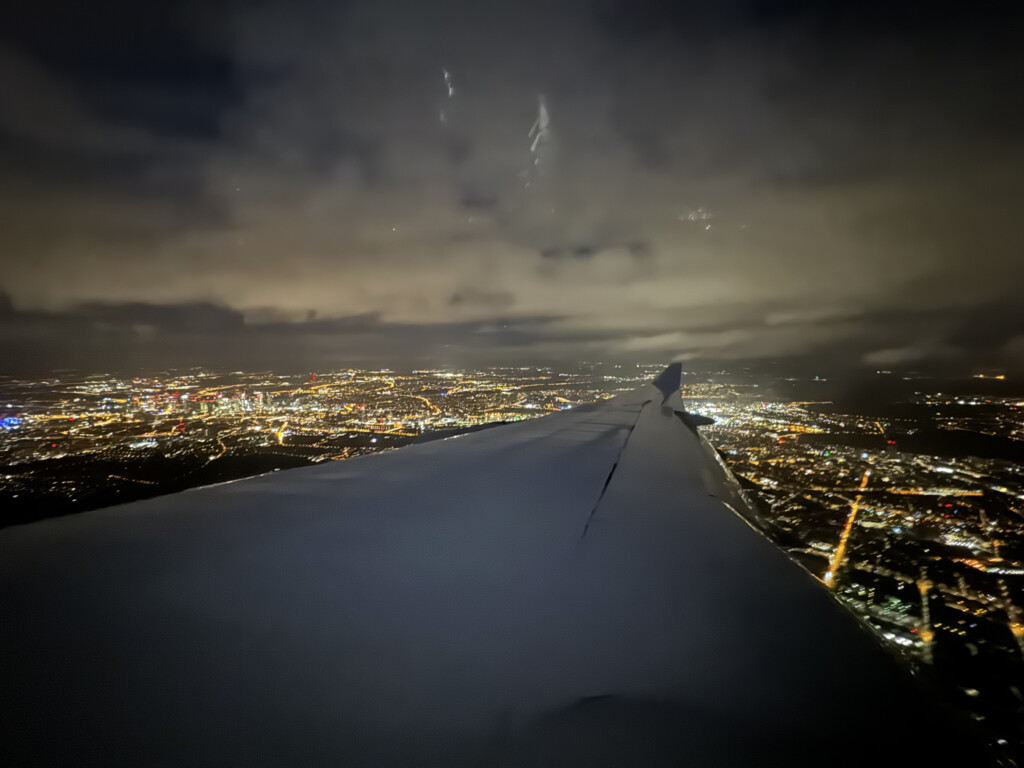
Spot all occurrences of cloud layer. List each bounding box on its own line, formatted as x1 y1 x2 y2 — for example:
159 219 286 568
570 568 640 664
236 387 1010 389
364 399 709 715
1 1 1022 372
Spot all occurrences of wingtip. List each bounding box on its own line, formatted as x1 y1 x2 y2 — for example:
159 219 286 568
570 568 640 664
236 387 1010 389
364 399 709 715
652 363 682 402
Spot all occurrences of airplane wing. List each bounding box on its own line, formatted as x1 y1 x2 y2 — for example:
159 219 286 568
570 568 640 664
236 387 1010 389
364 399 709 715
0 365 979 766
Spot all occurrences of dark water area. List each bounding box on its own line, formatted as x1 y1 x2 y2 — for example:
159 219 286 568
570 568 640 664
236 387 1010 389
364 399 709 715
761 375 1023 414
799 429 1024 464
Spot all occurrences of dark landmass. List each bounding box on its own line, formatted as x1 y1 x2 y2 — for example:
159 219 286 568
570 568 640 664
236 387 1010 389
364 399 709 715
0 424 504 529
798 429 1024 465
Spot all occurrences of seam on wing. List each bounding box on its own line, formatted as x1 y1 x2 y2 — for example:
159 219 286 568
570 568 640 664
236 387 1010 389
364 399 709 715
580 401 648 538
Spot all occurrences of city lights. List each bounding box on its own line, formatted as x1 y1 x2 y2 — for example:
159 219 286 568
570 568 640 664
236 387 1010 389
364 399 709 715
1 363 1022 758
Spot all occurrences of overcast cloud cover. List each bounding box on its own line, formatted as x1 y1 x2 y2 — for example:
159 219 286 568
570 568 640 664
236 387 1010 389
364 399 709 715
0 0 1022 373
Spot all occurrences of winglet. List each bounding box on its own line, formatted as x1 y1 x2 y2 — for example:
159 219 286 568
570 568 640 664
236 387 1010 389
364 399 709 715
652 363 715 429
652 363 682 403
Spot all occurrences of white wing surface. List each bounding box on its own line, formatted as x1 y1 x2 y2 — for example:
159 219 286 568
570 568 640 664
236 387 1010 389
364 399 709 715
0 365 979 766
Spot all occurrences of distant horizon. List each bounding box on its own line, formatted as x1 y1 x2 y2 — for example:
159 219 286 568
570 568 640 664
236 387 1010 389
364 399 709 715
0 357 1018 382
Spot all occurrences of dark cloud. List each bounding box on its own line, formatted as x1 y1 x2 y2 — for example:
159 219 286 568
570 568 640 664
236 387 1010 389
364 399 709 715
0 290 1020 378
448 289 515 308
539 246 595 260
0 0 1022 372
77 302 246 334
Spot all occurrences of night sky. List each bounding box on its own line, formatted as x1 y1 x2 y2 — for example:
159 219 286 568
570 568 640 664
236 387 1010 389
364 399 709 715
1 1 1022 374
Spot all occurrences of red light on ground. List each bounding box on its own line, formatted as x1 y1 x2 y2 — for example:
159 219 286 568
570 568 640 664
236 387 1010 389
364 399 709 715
778 439 786 444
51 443 56 448
910 628 918 633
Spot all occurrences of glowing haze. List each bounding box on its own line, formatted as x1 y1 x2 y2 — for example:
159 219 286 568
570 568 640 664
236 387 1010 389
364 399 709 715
1 1 1022 372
